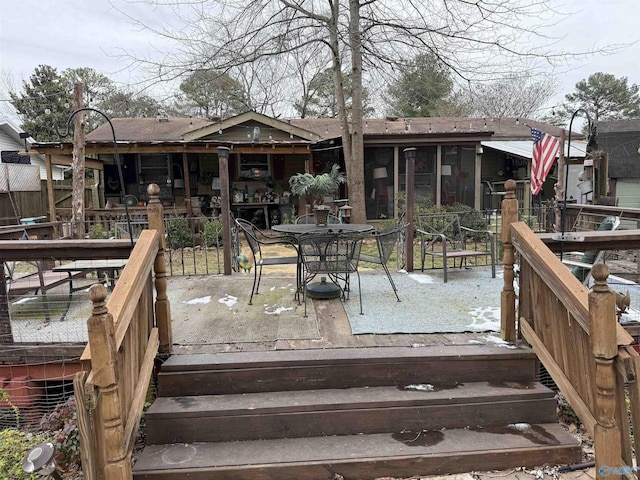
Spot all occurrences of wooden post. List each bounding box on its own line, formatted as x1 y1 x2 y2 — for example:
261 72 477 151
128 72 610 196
218 147 232 275
554 129 567 232
146 184 172 352
182 151 192 216
71 82 86 239
45 154 56 226
405 149 415 272
87 284 131 480
73 371 97 480
500 179 518 342
0 265 13 344
590 264 622 480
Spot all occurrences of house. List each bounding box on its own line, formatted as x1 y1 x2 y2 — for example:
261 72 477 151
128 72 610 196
597 119 640 208
31 112 583 224
0 117 66 182
0 118 69 224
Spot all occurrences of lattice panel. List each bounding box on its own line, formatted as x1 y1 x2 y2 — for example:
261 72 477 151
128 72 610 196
0 163 41 192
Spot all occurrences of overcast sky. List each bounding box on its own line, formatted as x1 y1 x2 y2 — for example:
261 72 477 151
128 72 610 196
1 0 639 121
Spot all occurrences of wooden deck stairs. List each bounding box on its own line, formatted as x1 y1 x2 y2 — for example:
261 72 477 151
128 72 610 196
132 344 582 480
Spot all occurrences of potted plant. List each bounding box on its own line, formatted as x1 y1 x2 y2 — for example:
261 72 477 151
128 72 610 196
289 164 347 224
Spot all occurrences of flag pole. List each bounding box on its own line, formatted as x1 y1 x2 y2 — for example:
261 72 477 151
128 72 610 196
553 109 591 260
555 129 566 235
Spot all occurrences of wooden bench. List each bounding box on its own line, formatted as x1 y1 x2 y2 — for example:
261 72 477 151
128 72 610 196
416 212 495 282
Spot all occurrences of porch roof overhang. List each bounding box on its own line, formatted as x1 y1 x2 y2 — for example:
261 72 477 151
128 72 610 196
364 131 494 146
31 140 313 156
481 140 588 161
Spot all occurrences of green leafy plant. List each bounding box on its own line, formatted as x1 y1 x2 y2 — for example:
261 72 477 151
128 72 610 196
288 164 347 206
88 223 109 239
39 396 80 472
203 218 223 247
166 216 194 249
0 429 48 480
0 387 21 428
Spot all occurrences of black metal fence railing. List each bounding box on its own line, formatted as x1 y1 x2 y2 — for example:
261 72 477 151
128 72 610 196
57 213 226 276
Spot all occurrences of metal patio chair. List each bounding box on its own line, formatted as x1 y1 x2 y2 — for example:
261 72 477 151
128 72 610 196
295 213 340 224
416 212 495 283
358 223 407 302
235 218 301 305
298 230 365 317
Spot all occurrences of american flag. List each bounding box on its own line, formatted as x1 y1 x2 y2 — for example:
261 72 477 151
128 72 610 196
530 127 560 195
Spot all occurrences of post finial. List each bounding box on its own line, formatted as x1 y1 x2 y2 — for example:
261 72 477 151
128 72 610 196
591 263 609 285
89 284 109 316
89 283 108 304
504 179 517 199
147 183 160 203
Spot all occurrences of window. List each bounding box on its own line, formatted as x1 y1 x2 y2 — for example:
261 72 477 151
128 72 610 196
238 154 269 179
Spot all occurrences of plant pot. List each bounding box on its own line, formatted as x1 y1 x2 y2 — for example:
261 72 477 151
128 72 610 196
314 206 331 225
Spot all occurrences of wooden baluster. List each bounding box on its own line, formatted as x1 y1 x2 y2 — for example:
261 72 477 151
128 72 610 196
501 179 518 342
590 264 622 480
87 284 131 480
146 183 172 353
0 264 13 344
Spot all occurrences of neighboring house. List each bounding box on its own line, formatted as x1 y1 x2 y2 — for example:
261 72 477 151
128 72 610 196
0 118 66 181
597 119 640 208
0 118 71 223
32 112 583 223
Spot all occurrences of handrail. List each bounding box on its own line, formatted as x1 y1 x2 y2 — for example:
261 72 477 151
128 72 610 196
73 184 171 480
79 230 158 364
500 180 639 479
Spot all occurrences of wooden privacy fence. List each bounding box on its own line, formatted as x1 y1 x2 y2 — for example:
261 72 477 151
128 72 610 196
74 186 172 480
500 180 640 480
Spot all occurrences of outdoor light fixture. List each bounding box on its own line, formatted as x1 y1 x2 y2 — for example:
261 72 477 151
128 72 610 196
19 132 30 152
217 146 230 161
58 107 134 246
403 147 416 162
22 442 62 479
552 108 591 259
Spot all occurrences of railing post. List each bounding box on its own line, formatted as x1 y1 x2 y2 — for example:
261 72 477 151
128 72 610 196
590 264 622 480
87 284 131 480
147 183 172 353
501 179 518 342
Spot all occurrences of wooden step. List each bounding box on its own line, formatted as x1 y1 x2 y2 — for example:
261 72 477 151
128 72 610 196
146 382 558 444
133 423 581 480
158 345 538 396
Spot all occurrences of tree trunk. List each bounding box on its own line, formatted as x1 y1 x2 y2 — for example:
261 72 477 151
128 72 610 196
328 1 352 175
347 0 366 224
71 83 86 239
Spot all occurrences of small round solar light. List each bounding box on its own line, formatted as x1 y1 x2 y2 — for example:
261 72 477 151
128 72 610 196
22 442 62 479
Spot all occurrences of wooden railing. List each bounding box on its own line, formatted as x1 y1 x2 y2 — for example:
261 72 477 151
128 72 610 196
500 180 640 480
74 184 172 480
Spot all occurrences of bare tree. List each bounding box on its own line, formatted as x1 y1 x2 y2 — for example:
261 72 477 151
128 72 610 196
464 74 558 119
117 0 624 223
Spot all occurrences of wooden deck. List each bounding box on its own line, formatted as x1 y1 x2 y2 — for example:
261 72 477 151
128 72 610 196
171 290 489 355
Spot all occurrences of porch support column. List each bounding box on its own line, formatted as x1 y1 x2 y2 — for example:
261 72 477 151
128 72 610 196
500 179 518 342
404 147 416 272
182 150 192 216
